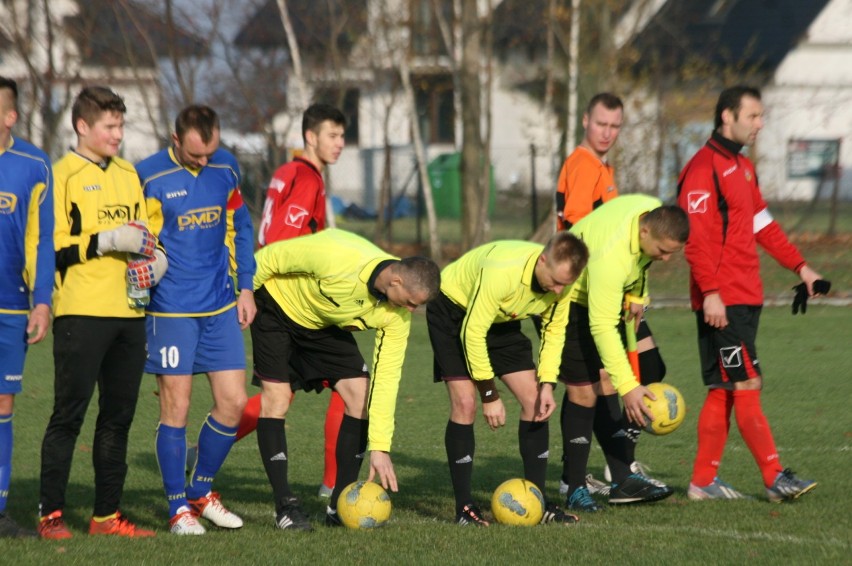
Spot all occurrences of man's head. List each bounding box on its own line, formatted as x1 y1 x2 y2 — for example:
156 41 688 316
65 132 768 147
71 86 127 162
302 103 346 170
638 206 690 262
714 86 763 146
0 76 19 142
536 232 589 295
172 104 221 169
384 256 441 312
582 92 623 159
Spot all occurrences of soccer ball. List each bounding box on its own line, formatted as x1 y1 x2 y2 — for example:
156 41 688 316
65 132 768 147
490 478 544 526
336 481 392 529
642 382 686 435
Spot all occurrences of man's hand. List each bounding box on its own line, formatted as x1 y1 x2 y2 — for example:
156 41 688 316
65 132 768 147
236 289 256 329
367 451 398 493
27 303 50 344
534 383 556 421
624 301 645 333
792 266 830 315
482 398 506 430
702 293 728 329
97 221 158 256
127 249 168 289
622 386 655 427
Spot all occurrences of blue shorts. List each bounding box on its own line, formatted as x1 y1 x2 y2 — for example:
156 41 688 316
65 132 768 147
0 314 28 394
145 309 246 375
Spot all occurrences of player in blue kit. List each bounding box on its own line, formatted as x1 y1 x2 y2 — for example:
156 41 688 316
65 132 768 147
0 76 53 539
136 105 257 535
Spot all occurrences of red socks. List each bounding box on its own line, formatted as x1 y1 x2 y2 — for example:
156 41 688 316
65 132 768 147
236 394 262 441
322 392 345 488
691 388 732 486
733 389 782 486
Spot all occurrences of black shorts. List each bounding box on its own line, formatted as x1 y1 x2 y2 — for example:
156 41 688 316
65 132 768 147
426 292 534 383
696 305 762 387
250 286 368 393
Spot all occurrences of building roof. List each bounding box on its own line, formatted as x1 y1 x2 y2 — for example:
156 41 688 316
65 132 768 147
622 0 831 72
64 0 207 68
234 0 367 62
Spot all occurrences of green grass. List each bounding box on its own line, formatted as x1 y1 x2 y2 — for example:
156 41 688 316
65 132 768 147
3 306 851 564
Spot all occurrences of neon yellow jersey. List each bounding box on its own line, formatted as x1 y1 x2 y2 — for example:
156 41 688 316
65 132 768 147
253 229 410 453
440 240 571 384
568 194 661 396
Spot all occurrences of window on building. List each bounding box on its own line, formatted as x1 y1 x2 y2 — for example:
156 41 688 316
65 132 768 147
410 0 451 57
412 73 454 145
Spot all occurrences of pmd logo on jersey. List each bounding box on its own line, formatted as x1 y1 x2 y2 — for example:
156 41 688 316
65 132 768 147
0 192 18 214
178 206 222 230
99 205 131 223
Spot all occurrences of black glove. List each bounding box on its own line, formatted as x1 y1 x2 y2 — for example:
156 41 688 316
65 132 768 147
792 279 831 315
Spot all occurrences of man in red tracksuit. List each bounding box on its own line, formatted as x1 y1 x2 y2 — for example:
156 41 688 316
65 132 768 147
677 85 829 502
244 103 347 499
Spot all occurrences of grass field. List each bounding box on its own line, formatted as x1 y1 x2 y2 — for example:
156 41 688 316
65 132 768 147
2 305 850 564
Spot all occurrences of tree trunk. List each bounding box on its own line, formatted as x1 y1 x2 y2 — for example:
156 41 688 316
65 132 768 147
460 0 484 251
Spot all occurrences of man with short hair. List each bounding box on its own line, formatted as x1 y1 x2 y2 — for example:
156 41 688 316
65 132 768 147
249 228 440 531
0 76 53 539
242 103 347 498
560 195 687 512
427 232 588 526
40 85 161 539
677 86 827 502
555 92 669 496
136 105 256 535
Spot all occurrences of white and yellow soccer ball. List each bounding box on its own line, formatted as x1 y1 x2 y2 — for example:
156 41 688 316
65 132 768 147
642 382 686 435
336 481 392 529
491 478 545 526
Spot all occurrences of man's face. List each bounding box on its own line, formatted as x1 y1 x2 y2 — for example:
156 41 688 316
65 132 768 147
639 228 683 262
723 95 763 146
386 282 430 313
77 111 124 161
535 254 578 295
307 120 345 167
173 128 220 169
582 102 623 159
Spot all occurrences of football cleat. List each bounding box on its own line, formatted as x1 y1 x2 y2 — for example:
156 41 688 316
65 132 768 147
609 473 673 505
325 506 343 528
38 510 72 540
0 513 38 538
275 497 313 531
169 510 206 535
604 461 652 483
566 486 602 512
456 503 490 527
687 478 749 501
188 491 243 529
560 474 610 496
540 502 579 524
766 469 817 503
89 511 155 537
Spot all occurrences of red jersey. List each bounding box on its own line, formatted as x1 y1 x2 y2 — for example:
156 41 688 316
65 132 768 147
677 132 805 310
257 157 325 246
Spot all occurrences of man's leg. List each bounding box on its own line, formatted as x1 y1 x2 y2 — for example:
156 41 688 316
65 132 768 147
328 376 370 514
156 374 194 519
441 379 484 523
320 391 345 495
562 383 599 511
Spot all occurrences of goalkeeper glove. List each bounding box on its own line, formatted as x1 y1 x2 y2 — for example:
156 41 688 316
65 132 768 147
792 279 831 315
97 221 158 257
127 249 168 289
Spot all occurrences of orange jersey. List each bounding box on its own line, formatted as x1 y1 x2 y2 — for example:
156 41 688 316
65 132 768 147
555 146 618 230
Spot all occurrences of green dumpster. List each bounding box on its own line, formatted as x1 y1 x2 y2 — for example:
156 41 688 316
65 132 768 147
427 152 496 219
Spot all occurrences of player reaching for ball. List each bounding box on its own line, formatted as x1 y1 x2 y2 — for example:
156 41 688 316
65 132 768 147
426 232 588 526
559 195 688 512
677 86 829 502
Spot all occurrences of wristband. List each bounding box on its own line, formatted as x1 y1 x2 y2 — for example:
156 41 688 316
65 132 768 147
474 378 500 403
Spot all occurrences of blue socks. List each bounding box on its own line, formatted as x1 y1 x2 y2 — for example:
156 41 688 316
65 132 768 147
0 414 12 513
187 414 238 501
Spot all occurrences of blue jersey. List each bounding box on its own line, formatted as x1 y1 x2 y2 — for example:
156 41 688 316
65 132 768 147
0 136 54 312
137 147 255 316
